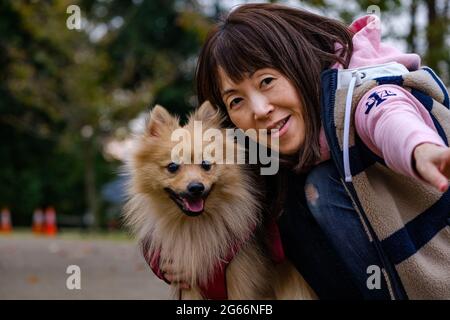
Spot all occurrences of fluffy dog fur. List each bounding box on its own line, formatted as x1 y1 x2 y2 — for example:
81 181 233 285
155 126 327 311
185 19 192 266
123 101 316 299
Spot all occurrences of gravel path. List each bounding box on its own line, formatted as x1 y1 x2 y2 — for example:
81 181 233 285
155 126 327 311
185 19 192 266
0 234 171 299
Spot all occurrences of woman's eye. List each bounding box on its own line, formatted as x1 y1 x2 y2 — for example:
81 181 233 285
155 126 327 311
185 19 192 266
229 97 243 109
167 162 180 173
261 77 274 87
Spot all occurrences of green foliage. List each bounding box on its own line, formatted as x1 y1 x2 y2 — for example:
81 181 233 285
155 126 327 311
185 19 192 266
0 0 211 227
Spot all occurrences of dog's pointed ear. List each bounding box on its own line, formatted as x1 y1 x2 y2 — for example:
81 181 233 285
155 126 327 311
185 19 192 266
147 105 178 137
193 101 224 127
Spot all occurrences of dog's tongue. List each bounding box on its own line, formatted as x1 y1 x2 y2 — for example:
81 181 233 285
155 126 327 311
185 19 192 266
183 198 204 212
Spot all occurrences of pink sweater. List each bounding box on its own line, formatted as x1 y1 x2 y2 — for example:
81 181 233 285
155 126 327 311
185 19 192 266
319 15 446 180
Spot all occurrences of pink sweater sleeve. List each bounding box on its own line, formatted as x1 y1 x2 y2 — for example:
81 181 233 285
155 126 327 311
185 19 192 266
355 84 446 180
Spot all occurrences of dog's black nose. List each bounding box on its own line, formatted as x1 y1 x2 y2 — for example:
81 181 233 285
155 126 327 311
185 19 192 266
187 182 205 195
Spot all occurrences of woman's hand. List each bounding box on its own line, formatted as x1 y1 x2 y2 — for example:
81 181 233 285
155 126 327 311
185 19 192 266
413 143 450 192
160 261 191 290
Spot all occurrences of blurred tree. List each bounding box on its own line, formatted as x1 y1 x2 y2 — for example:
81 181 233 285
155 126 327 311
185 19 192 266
424 0 449 75
83 0 213 122
299 0 449 82
0 0 214 228
0 0 115 227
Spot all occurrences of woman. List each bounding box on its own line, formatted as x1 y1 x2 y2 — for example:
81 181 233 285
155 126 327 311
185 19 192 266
192 3 450 299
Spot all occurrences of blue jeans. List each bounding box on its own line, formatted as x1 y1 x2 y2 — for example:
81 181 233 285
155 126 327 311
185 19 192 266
277 160 392 299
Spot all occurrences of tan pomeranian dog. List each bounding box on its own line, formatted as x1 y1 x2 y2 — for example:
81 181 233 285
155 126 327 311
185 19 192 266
123 101 316 300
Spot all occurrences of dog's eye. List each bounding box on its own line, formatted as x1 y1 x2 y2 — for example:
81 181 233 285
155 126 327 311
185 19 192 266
201 160 211 171
167 162 180 173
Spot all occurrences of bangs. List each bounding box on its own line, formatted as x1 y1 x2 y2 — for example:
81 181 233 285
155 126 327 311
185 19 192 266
213 23 274 85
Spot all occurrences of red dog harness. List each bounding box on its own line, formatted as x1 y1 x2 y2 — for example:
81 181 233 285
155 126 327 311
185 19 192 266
142 219 285 300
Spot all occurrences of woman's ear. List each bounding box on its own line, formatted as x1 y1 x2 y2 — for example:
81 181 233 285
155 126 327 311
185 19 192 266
194 101 224 127
147 105 179 137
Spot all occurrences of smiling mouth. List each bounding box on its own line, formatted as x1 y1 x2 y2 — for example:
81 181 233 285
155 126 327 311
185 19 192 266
268 115 291 133
164 188 209 217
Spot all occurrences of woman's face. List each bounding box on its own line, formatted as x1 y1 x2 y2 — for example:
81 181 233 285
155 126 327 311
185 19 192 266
218 67 305 155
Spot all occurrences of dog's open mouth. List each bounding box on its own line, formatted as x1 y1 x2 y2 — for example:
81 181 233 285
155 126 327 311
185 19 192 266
164 188 207 217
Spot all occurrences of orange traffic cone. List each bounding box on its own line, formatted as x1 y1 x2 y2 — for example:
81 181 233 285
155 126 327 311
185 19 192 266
1 207 12 233
44 206 57 236
32 208 44 234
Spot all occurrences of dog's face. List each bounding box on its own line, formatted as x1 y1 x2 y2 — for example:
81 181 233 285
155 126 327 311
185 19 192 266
161 161 214 217
130 101 242 217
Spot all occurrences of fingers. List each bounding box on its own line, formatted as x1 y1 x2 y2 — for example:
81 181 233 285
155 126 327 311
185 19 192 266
161 266 188 279
163 271 188 282
438 148 450 179
418 161 449 192
435 148 450 192
160 263 191 289
178 282 191 290
414 144 450 192
165 275 191 289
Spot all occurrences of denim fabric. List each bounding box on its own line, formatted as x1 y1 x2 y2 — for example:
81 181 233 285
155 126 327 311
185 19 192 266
278 160 392 299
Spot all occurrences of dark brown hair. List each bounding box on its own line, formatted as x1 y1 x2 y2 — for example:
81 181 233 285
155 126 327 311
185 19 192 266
196 3 354 171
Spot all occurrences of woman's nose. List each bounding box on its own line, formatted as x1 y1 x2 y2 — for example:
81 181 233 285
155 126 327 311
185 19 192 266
251 96 273 120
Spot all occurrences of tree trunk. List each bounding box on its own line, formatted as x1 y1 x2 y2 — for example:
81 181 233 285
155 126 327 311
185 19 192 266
425 0 445 71
407 0 418 53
